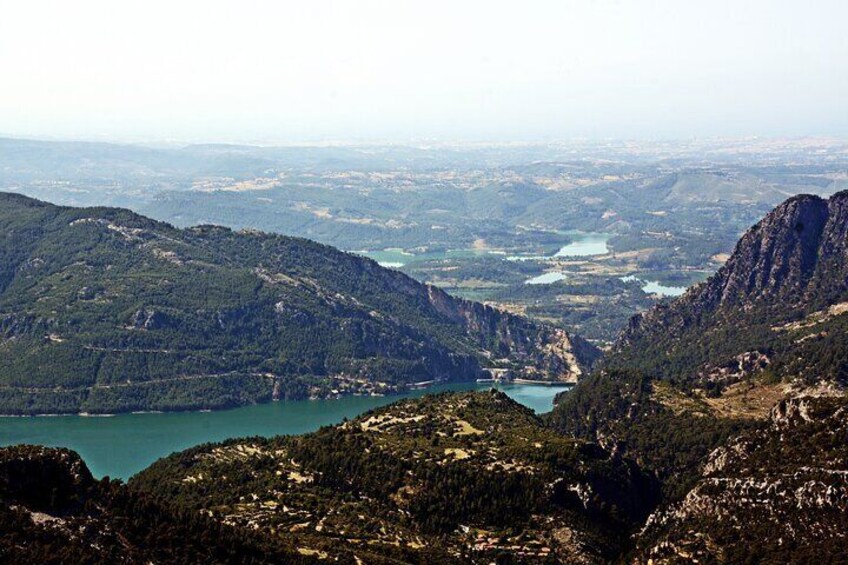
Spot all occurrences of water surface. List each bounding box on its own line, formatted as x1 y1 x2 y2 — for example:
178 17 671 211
362 232 612 267
525 272 568 285
621 275 687 297
553 231 611 257
641 280 687 297
0 382 569 480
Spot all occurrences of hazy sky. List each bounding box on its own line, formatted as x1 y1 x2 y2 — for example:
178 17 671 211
2 0 846 143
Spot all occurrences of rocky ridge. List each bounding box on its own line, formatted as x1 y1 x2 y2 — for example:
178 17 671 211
637 395 848 563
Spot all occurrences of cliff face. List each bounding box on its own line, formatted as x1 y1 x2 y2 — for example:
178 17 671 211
610 190 848 387
0 193 598 414
425 284 600 381
636 395 848 564
683 191 848 312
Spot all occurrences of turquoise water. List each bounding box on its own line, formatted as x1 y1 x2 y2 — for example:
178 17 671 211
0 383 570 480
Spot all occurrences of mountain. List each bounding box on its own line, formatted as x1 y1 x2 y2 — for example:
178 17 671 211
5 191 848 563
607 190 848 390
549 191 848 561
549 192 848 497
0 445 320 564
131 390 658 564
0 193 598 415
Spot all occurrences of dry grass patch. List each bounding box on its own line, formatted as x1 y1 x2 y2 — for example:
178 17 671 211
700 381 790 420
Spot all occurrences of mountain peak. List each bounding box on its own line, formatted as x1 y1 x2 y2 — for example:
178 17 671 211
609 191 848 386
698 190 846 311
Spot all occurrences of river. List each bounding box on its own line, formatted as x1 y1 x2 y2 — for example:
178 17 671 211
0 382 570 480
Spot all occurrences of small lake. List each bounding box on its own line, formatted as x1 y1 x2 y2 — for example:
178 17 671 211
0 383 570 480
621 275 687 297
553 231 611 257
359 248 488 268
525 272 568 285
641 280 687 297
358 248 415 267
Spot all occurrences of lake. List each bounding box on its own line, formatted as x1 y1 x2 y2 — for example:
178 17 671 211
360 231 613 267
620 275 687 297
641 280 687 297
358 247 490 268
0 382 570 480
553 231 611 257
525 271 568 285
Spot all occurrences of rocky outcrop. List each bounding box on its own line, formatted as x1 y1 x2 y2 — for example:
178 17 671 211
636 395 848 564
684 191 848 312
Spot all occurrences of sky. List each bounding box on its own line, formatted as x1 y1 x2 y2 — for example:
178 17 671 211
1 0 847 143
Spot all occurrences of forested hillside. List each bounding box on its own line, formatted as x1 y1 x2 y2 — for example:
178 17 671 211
0 445 322 564
0 193 597 415
132 390 658 563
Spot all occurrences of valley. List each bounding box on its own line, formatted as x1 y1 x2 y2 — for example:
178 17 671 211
3 4 846 562
1 145 847 564
5 137 846 343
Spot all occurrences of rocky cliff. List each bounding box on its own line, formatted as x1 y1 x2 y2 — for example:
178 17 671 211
550 191 848 548
636 395 848 563
609 190 848 389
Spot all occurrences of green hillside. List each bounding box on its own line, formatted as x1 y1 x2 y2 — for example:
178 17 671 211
0 193 598 415
131 390 657 563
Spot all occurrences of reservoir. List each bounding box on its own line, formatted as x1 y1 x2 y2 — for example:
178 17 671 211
641 280 687 297
554 231 611 257
361 231 613 267
525 271 568 285
358 247 493 268
0 382 570 480
621 275 688 297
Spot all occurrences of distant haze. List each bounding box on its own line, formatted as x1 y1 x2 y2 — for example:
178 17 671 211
1 0 846 143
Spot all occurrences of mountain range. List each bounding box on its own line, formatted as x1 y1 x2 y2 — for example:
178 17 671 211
1 190 846 563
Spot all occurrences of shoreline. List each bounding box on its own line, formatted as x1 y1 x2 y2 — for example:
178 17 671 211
0 379 463 418
0 379 576 418
511 379 576 386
